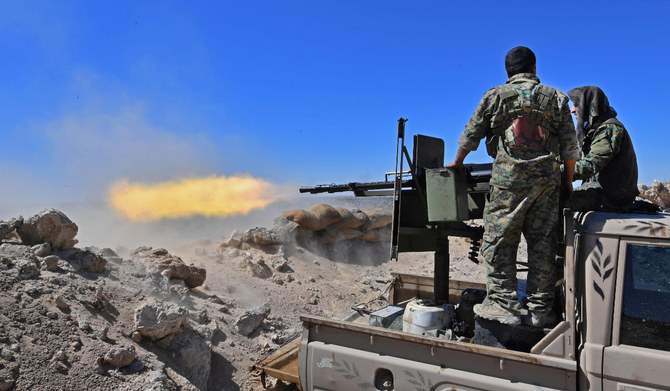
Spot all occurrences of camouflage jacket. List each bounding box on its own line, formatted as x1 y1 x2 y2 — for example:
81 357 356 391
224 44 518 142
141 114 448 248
458 73 579 188
575 122 626 179
575 120 639 206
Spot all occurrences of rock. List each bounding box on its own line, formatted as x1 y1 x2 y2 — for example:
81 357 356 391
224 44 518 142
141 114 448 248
270 256 291 272
193 309 209 324
0 348 13 361
52 361 68 374
98 247 118 258
269 334 282 344
0 243 36 260
58 249 107 273
97 247 123 264
225 230 243 247
163 367 199 391
103 345 137 367
134 301 189 341
14 258 40 280
134 369 179 391
40 255 59 271
54 350 67 361
0 217 23 241
169 327 211 390
235 303 271 336
16 209 78 250
30 242 50 257
0 376 15 391
241 258 273 279
97 325 109 340
243 227 283 246
218 247 239 259
131 330 142 343
155 334 175 349
78 319 91 331
124 359 145 374
23 282 41 296
131 247 206 288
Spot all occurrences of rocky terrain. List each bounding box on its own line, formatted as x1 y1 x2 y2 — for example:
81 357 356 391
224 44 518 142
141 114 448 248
0 182 666 391
0 205 485 391
638 180 670 211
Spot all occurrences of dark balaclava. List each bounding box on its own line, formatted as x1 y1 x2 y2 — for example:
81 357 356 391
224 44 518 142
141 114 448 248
567 86 617 150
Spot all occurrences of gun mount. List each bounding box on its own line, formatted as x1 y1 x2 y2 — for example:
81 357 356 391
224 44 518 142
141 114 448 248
300 119 492 302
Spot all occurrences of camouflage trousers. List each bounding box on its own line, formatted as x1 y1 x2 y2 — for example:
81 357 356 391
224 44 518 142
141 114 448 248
480 183 560 313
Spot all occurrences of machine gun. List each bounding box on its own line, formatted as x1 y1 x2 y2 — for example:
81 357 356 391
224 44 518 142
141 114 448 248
300 118 492 302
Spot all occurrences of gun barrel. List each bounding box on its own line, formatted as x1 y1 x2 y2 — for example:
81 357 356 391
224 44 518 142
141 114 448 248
299 180 414 195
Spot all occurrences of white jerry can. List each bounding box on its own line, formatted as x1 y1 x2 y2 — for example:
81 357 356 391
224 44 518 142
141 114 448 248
402 299 454 335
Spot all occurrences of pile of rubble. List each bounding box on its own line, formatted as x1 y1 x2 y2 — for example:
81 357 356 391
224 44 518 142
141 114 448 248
638 181 670 211
0 209 221 390
0 206 396 390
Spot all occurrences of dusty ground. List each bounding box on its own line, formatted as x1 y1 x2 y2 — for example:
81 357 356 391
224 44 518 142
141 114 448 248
0 201 530 391
184 233 488 390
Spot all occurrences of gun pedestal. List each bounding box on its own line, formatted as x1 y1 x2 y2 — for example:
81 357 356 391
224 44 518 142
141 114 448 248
299 128 492 305
434 238 450 303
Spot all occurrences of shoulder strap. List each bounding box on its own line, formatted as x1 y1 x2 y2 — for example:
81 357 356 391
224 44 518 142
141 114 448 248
497 84 518 100
535 85 554 108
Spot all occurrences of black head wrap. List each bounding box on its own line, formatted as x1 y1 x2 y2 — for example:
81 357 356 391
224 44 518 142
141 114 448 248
567 86 618 148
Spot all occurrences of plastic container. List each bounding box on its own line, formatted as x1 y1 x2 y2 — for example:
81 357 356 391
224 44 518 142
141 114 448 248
402 299 454 335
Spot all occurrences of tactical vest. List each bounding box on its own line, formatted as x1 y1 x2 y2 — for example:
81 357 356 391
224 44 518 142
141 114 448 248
486 84 560 158
592 118 639 208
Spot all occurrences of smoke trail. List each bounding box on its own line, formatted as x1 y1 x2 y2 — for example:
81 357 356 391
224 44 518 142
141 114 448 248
109 174 281 222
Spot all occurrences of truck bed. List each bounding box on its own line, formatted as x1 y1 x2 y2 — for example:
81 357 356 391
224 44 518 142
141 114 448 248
253 273 578 390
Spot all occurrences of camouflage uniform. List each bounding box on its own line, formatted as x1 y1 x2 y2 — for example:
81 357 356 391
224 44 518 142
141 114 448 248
458 73 579 313
563 88 639 212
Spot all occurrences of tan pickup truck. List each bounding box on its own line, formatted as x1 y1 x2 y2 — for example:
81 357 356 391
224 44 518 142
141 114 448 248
255 210 670 390
255 129 670 390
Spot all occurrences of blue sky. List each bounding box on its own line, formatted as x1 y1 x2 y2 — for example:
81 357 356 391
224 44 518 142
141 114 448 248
1 1 669 213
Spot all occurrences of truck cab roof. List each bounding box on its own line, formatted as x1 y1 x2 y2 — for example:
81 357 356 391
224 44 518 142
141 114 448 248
577 211 670 239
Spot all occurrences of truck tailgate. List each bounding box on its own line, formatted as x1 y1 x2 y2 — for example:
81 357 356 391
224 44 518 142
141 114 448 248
251 336 302 389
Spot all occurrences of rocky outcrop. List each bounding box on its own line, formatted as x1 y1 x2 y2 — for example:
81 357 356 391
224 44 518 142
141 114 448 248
131 247 206 288
16 209 78 250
